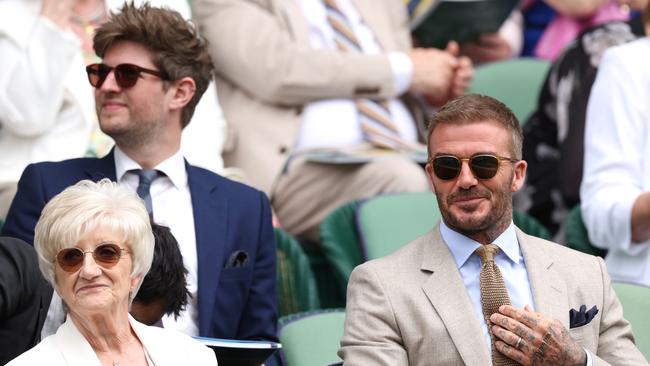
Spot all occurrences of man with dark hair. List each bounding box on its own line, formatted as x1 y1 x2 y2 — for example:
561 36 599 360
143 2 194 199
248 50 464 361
131 224 190 326
3 3 277 343
339 94 645 365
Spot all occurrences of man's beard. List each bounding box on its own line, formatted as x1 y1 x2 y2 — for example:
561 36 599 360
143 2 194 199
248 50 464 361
436 178 514 241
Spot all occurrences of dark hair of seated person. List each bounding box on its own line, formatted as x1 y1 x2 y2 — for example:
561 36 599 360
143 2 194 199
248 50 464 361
130 224 190 325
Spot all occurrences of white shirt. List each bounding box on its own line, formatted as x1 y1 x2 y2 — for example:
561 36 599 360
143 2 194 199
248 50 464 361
439 221 535 356
581 37 650 286
0 1 96 184
114 147 199 335
293 0 415 151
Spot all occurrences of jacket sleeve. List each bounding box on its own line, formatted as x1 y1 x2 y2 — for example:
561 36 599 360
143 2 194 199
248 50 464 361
338 263 409 365
236 190 278 341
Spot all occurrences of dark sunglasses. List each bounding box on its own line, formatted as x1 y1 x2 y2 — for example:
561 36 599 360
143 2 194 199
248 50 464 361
56 243 130 273
85 63 168 89
429 154 518 180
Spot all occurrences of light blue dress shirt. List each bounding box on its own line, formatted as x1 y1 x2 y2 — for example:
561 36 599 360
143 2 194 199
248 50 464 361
439 221 593 365
439 221 535 357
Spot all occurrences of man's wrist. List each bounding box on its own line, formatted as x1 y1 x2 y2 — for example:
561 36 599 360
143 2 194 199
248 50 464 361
387 51 412 95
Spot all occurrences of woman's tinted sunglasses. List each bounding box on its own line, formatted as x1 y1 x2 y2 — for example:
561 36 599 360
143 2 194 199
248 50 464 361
56 243 130 273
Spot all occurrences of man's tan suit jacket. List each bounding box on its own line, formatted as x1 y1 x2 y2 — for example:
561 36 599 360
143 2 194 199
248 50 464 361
340 226 648 365
192 0 413 193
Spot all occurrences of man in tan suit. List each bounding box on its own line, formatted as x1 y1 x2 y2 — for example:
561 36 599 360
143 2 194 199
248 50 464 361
192 0 473 242
339 94 647 365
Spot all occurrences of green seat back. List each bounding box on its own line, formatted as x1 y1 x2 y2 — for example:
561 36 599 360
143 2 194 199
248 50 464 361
279 309 345 366
565 205 607 257
512 210 552 241
469 57 551 123
612 282 650 361
357 192 441 260
275 228 320 317
357 192 551 259
319 201 364 307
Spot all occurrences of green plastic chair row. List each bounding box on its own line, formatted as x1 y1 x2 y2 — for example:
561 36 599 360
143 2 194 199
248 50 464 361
612 282 650 361
564 204 607 257
468 57 551 124
278 309 345 366
275 228 320 317
319 192 552 307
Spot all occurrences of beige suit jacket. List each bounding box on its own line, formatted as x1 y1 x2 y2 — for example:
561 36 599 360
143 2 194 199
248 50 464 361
192 0 413 193
339 226 647 365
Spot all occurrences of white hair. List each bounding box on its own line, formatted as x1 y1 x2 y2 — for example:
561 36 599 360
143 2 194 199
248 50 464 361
34 179 154 304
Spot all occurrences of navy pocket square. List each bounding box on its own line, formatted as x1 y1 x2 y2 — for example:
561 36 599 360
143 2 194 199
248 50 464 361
225 250 249 268
569 305 599 328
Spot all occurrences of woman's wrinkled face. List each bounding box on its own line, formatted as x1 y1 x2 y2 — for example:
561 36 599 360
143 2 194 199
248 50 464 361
54 226 140 315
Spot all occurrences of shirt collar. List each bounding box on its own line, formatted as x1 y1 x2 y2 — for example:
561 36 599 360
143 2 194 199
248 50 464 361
113 146 187 189
440 220 521 269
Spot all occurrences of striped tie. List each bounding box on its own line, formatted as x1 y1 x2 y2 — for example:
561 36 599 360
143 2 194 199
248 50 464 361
323 0 411 150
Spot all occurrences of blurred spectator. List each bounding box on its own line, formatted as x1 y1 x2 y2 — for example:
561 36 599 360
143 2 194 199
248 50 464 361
580 3 650 286
0 237 53 366
0 0 226 220
516 0 647 235
192 0 473 243
459 9 524 65
131 223 191 326
522 0 630 60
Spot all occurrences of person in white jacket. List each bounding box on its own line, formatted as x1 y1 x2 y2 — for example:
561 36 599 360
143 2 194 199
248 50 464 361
0 0 226 219
581 4 650 286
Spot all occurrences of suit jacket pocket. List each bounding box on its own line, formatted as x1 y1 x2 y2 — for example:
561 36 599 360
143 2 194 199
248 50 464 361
568 321 598 352
220 266 253 281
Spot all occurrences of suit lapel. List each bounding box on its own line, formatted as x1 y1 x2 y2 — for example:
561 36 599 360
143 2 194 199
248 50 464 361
420 228 491 365
84 149 118 182
517 230 569 327
56 319 102 366
186 164 228 336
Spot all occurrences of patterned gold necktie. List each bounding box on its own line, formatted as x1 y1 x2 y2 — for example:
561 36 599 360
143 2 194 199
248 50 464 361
322 0 411 150
475 244 519 366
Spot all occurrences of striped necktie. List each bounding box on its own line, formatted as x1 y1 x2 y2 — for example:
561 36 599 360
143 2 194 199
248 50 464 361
323 0 412 150
475 244 519 366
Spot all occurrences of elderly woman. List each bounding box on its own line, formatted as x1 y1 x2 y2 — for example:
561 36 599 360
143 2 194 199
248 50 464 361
7 179 217 366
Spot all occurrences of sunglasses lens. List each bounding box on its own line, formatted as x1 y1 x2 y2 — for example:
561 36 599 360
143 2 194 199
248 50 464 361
94 244 122 265
57 248 84 272
433 156 461 180
114 64 141 88
470 155 500 179
56 244 124 272
86 64 104 87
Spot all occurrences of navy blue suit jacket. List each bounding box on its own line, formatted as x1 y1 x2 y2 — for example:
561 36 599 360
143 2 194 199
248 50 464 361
2 151 277 342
